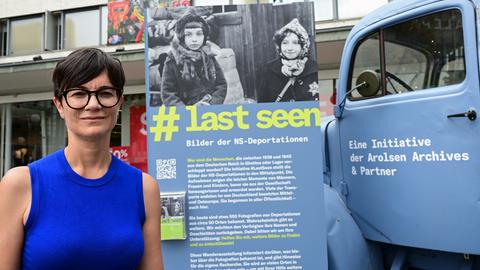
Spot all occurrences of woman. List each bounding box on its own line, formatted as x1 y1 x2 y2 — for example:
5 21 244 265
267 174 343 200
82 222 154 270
161 8 227 106
0 48 164 270
258 18 319 103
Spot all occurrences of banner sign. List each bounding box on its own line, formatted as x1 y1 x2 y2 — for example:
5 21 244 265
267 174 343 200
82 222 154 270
146 3 327 269
108 0 191 45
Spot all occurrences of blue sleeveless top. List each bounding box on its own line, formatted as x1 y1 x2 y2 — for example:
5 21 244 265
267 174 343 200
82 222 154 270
23 149 146 270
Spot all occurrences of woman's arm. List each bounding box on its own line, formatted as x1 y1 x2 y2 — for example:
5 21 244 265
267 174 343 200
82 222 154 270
138 173 164 270
0 166 31 270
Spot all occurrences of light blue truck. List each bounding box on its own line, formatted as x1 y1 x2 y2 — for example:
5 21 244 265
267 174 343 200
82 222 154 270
323 0 480 268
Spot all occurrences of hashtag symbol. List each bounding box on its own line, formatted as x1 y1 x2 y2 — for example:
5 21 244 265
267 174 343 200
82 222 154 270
150 106 180 142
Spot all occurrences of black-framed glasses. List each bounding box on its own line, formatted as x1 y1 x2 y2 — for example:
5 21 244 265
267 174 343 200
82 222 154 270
62 87 122 110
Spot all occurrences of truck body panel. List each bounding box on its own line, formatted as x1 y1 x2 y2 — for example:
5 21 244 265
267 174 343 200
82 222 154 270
325 0 480 266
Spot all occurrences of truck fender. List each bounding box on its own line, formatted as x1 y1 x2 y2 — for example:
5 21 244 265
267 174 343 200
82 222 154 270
324 184 383 270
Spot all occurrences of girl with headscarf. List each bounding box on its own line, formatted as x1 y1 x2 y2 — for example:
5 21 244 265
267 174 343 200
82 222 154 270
161 8 227 106
258 18 319 103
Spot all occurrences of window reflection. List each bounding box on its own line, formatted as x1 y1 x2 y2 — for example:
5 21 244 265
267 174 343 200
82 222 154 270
64 9 100 50
350 33 381 98
9 101 66 168
384 9 465 91
10 16 43 56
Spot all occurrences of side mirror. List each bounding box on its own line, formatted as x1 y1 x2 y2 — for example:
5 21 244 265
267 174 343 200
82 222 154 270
356 70 380 97
334 70 381 119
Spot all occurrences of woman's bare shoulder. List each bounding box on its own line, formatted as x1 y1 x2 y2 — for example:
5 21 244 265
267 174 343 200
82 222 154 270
141 173 160 197
0 166 31 224
0 166 31 194
0 166 31 270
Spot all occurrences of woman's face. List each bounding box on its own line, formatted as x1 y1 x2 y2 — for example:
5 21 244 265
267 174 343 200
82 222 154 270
281 32 302 60
184 27 204 51
53 71 123 142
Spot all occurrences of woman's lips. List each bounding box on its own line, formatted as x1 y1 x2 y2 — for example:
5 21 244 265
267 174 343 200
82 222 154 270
81 116 105 120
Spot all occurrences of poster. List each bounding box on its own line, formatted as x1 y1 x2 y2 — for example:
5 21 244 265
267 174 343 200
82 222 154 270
146 3 327 269
108 0 191 45
107 0 145 45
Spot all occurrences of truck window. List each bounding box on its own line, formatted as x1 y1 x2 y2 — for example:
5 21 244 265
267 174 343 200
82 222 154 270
350 33 381 99
349 9 465 99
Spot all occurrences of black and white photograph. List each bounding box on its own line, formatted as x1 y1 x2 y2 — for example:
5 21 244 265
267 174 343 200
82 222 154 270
147 2 318 106
161 193 185 218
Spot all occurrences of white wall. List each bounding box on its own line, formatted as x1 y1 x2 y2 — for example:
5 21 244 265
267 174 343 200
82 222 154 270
0 0 107 19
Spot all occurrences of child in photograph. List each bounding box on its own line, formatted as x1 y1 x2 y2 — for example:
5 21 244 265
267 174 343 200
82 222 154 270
258 18 319 102
161 8 227 106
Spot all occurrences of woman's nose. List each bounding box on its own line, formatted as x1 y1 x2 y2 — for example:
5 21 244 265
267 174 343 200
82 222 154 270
85 93 102 109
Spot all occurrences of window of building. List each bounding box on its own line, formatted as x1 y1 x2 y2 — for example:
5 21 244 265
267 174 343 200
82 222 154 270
315 0 333 21
337 0 387 19
232 0 262 4
64 9 101 50
193 0 230 5
0 5 108 57
348 9 465 100
261 0 387 21
9 16 44 56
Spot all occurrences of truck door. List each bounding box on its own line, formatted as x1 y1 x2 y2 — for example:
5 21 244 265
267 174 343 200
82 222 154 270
337 0 480 254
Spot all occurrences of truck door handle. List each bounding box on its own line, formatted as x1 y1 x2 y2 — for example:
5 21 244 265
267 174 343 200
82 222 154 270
447 109 477 121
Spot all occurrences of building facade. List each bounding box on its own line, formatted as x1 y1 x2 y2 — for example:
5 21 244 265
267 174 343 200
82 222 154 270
0 0 390 175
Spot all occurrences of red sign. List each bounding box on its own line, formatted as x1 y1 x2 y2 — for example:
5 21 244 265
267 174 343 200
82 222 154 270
110 146 130 163
319 94 334 116
129 106 148 173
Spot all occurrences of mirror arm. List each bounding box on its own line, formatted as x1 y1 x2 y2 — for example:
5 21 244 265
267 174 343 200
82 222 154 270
334 81 367 119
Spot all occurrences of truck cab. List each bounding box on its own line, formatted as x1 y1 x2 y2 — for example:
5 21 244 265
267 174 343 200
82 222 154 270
324 0 480 268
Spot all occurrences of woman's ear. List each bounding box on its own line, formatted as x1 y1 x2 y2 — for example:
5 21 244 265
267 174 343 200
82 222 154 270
53 96 65 119
119 95 125 107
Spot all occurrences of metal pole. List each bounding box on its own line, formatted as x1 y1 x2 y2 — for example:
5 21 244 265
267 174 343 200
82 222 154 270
4 103 11 170
333 0 339 20
41 111 47 157
0 105 4 176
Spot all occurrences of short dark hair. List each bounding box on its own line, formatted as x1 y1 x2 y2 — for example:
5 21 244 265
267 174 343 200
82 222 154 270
52 48 125 99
